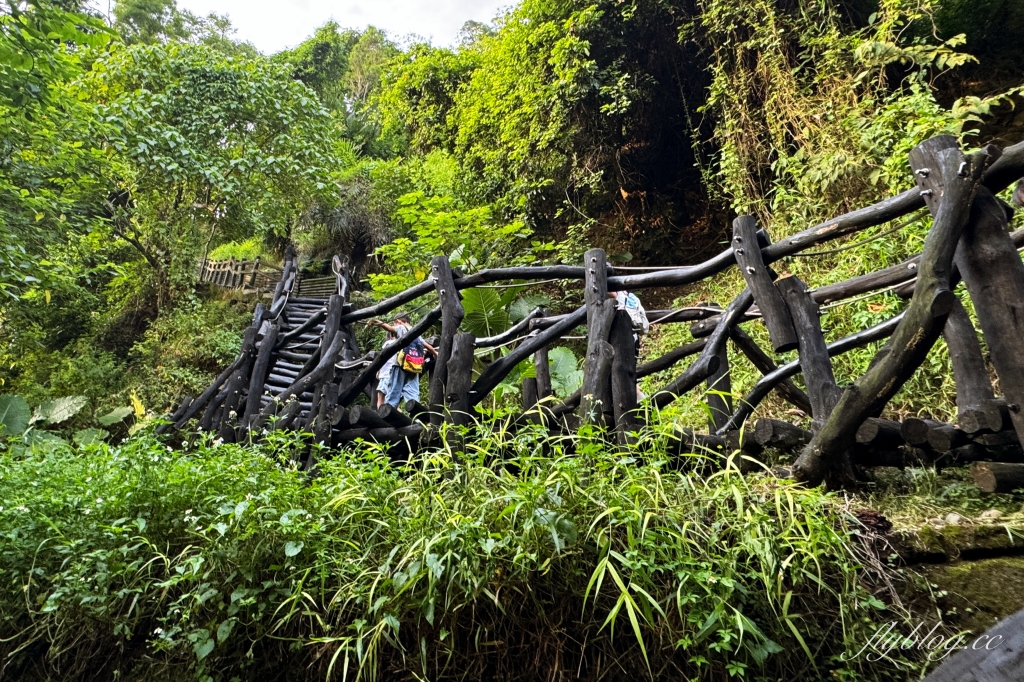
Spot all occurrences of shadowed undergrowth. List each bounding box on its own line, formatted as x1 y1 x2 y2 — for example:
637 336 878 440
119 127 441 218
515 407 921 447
0 424 924 681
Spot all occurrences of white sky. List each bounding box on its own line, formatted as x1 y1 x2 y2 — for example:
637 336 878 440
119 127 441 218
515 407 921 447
174 0 512 53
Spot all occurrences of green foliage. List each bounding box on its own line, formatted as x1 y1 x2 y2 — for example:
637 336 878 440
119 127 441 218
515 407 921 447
0 0 113 109
273 21 360 112
461 287 514 338
368 191 541 297
126 298 251 409
0 427 914 681
206 238 270 262
32 395 88 426
548 346 584 398
696 0 1018 225
85 41 339 308
0 395 30 436
113 0 256 56
98 406 134 426
0 2 116 297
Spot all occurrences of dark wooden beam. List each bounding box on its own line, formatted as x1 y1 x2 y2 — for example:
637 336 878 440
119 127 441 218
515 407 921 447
729 328 813 415
777 275 842 424
428 256 465 426
609 310 640 443
793 137 992 487
956 185 1024 445
733 216 798 352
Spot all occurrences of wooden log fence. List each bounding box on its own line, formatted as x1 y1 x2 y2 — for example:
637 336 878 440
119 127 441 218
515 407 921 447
165 135 1024 490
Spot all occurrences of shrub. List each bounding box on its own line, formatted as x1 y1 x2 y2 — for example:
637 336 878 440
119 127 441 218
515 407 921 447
0 424 915 681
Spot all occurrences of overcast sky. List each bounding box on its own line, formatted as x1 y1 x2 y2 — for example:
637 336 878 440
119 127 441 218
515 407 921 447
172 0 511 53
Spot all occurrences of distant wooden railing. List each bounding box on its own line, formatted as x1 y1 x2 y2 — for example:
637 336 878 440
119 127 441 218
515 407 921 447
198 257 283 292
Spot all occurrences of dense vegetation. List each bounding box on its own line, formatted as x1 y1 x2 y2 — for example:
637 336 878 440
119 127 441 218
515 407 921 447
3 0 1024 679
1 424 912 681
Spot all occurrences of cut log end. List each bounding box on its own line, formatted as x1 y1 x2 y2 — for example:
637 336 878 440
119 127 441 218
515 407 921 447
972 461 1024 493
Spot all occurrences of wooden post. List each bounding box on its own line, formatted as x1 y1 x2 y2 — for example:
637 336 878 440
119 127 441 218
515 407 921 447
777 275 842 425
522 377 539 415
972 461 1024 493
428 256 465 426
955 183 1024 445
579 248 615 425
733 216 798 352
534 335 552 400
609 310 640 443
243 322 279 428
705 337 731 432
855 418 904 449
185 325 257 432
202 385 230 432
901 418 943 446
579 341 614 426
753 419 810 450
378 403 413 427
942 296 1004 434
926 423 970 452
214 323 256 440
313 383 338 445
446 332 476 426
794 137 992 487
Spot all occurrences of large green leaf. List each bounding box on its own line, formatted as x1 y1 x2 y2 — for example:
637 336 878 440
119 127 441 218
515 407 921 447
74 428 109 446
461 287 511 338
97 406 134 426
509 294 552 323
549 348 583 398
548 347 583 398
33 395 88 425
0 395 30 436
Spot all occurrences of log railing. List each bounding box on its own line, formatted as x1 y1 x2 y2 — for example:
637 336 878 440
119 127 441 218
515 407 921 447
166 136 1024 490
198 257 282 292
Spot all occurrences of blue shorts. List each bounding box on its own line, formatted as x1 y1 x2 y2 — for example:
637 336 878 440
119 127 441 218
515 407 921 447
385 368 421 406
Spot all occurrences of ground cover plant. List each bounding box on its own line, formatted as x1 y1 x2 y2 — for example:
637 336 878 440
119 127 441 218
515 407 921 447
0 420 929 682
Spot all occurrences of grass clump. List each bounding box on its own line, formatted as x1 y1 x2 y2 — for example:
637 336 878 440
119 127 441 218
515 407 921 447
0 426 921 681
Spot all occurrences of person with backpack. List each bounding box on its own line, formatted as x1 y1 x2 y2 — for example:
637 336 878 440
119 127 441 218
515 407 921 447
368 312 436 410
609 290 649 400
609 290 650 337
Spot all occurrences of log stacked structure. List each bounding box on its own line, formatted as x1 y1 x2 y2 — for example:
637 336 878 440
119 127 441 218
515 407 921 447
165 136 1024 491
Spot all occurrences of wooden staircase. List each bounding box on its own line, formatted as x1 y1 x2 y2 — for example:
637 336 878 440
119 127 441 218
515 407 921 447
257 296 365 424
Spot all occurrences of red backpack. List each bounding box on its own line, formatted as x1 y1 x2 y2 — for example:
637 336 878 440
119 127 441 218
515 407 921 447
397 341 426 374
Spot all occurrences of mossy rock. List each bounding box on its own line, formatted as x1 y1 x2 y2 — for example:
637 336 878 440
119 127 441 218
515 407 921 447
913 556 1024 635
